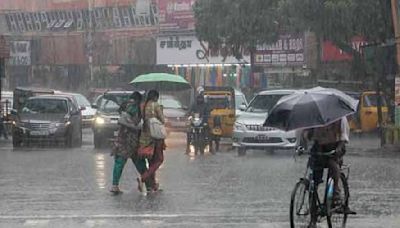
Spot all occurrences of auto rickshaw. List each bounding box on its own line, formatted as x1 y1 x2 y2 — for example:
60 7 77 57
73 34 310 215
203 86 236 152
347 91 389 132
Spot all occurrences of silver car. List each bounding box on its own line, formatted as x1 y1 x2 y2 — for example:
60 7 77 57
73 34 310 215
232 89 298 156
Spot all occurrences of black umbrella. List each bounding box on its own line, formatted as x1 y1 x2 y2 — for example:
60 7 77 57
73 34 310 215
264 89 358 131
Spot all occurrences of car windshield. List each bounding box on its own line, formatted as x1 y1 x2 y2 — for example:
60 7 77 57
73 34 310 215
74 94 91 107
206 95 233 109
235 95 247 109
21 99 68 114
98 94 130 113
246 94 288 113
364 94 387 107
160 98 183 109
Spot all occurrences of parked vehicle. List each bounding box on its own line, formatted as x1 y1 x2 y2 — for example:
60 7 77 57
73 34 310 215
203 86 236 152
234 89 248 117
91 91 133 148
57 92 96 128
1 91 14 135
233 89 298 156
11 95 83 147
346 91 389 132
160 95 188 133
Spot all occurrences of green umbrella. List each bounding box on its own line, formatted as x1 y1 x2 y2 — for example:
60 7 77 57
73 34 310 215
130 73 192 91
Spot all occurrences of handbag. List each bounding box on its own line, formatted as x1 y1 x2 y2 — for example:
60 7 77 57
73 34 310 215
145 102 167 139
137 144 154 159
149 117 167 139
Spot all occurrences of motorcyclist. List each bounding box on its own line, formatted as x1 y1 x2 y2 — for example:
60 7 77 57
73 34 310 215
185 92 210 154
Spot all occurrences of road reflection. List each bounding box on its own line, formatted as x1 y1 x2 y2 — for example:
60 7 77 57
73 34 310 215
95 153 106 189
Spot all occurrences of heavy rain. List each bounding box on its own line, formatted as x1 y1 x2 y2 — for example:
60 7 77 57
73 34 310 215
0 0 400 227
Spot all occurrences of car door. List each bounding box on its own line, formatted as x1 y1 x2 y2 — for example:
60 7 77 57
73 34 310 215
68 99 81 136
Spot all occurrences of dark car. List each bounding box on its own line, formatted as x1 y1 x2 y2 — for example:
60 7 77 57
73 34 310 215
159 95 188 133
11 95 83 147
92 91 133 148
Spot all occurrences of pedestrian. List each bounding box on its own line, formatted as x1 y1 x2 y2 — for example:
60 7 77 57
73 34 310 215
109 91 148 194
0 108 8 140
139 90 165 192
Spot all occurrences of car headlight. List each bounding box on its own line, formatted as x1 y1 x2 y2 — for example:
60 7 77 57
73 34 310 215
234 122 245 131
287 137 297 143
95 116 105 125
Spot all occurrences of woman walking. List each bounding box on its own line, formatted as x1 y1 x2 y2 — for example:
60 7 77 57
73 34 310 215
139 90 165 192
110 92 148 194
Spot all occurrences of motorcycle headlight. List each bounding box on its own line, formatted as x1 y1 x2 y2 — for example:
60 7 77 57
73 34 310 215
234 122 245 131
95 116 105 125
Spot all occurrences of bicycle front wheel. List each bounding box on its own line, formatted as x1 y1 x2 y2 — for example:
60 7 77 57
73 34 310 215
290 179 311 228
326 173 349 228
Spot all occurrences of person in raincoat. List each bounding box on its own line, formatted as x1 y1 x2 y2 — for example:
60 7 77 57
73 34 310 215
110 92 148 194
139 90 165 192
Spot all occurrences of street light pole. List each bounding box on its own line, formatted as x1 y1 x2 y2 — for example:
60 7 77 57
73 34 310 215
88 0 94 83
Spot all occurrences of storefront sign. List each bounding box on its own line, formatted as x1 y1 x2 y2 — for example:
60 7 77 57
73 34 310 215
157 35 250 65
322 36 368 62
4 3 158 33
253 35 304 66
9 41 31 65
158 0 195 32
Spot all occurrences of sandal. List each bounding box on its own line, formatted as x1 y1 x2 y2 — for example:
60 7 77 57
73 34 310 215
110 186 123 195
137 178 144 192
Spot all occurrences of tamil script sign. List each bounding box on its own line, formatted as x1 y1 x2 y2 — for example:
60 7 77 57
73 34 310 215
157 35 250 65
9 41 31 65
253 34 304 66
4 2 158 33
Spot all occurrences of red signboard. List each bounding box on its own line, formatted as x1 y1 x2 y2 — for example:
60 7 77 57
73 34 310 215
158 0 196 32
322 36 368 62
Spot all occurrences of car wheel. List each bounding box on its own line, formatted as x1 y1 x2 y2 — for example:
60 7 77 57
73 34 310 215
94 133 102 149
75 129 83 147
65 131 73 148
237 147 246 156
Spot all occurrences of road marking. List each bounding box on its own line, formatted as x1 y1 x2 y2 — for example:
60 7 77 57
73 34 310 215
23 220 50 226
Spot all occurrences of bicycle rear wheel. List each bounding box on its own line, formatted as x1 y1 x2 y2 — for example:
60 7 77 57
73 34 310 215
290 179 311 228
326 174 349 228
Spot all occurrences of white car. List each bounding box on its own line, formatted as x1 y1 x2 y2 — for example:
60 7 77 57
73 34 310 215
57 92 97 128
232 89 298 156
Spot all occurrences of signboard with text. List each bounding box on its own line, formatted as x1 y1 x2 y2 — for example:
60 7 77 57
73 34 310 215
2 0 158 33
158 0 196 32
157 35 250 65
253 34 304 66
9 41 31 65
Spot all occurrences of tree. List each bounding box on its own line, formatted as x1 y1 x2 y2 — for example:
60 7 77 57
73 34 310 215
193 0 281 60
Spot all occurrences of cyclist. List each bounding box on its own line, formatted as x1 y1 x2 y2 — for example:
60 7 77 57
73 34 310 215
302 117 356 215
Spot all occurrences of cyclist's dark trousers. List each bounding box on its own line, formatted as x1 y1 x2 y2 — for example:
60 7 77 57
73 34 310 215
311 142 344 197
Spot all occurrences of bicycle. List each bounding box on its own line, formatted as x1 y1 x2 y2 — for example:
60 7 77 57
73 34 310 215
290 149 351 228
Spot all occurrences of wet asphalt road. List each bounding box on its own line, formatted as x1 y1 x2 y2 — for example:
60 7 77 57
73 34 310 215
0 130 399 227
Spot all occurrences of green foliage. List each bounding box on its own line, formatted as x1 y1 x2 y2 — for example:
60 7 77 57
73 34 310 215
193 0 281 59
281 0 393 43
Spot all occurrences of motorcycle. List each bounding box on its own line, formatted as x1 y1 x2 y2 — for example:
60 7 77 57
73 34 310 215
186 113 208 155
